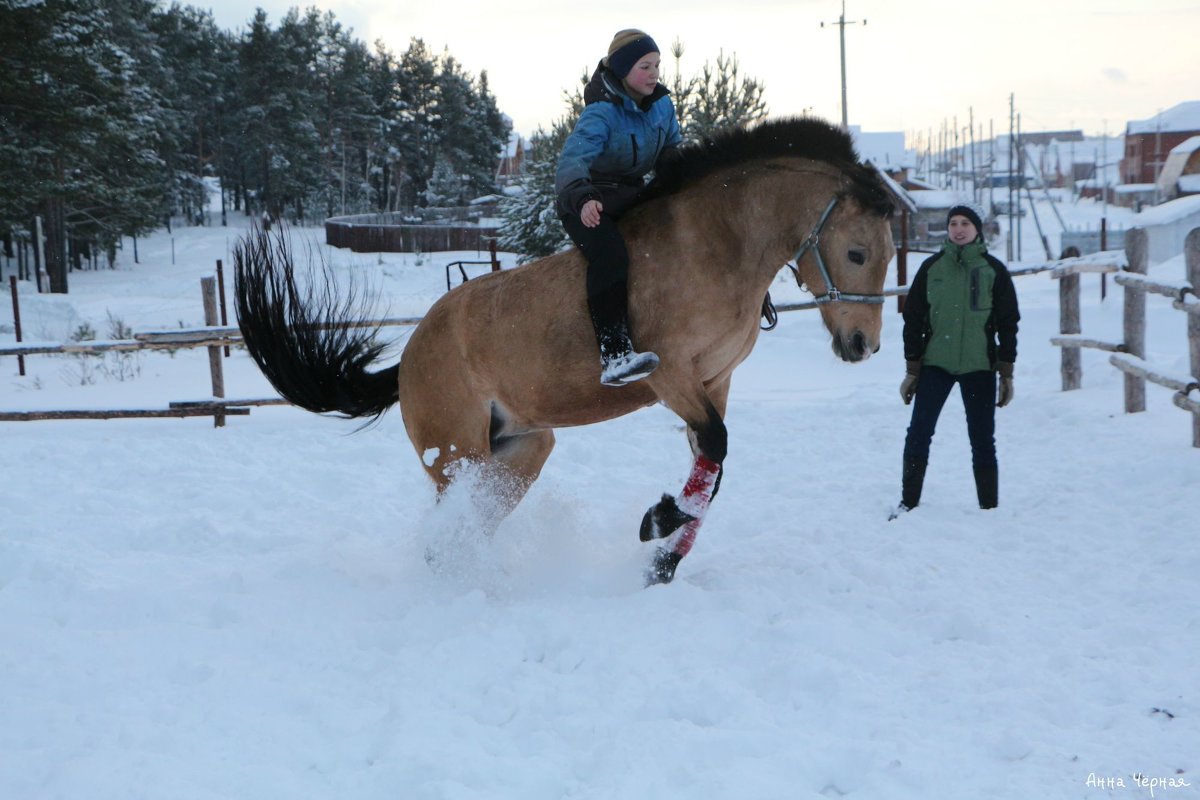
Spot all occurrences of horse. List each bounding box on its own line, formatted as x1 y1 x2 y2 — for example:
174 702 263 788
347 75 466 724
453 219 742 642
234 116 896 586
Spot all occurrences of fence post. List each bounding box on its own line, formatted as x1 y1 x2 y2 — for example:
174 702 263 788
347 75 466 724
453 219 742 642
1123 228 1148 413
216 259 230 357
1059 270 1081 391
9 275 24 376
201 277 226 427
1100 218 1108 301
1187 228 1200 447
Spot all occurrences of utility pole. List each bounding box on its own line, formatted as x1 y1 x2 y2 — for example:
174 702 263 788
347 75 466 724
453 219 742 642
969 107 976 203
1017 111 1023 259
821 1 865 130
989 119 995 216
1007 94 1015 261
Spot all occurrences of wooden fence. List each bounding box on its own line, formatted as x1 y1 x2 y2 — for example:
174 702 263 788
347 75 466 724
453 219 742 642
6 249 1151 429
1050 226 1200 447
325 213 499 254
1 266 422 426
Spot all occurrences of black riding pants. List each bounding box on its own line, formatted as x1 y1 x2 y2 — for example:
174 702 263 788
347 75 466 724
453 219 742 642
561 212 631 356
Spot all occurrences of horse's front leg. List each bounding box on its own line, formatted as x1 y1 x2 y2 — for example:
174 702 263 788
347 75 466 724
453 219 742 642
641 376 730 585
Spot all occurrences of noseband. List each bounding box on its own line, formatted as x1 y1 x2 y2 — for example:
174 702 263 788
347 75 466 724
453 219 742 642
786 197 885 305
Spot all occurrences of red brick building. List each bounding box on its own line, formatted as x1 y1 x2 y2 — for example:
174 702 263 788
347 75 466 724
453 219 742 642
1121 101 1200 184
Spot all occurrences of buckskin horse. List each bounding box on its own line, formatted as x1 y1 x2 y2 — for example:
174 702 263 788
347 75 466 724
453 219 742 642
234 116 896 586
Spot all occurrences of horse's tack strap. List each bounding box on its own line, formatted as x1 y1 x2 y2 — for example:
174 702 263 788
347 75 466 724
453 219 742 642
787 196 886 306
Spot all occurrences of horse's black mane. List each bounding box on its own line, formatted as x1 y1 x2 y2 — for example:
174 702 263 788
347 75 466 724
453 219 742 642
643 116 894 217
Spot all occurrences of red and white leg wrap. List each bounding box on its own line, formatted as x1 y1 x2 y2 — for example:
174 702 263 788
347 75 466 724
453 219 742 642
670 455 721 556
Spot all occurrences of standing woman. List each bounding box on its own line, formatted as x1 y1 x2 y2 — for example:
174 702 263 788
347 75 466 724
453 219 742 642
893 204 1020 516
555 29 682 386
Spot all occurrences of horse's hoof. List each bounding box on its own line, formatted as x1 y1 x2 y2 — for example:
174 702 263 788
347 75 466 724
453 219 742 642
645 549 683 586
639 493 696 542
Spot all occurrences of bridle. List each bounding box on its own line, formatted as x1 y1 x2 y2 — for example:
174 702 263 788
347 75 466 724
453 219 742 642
785 196 886 305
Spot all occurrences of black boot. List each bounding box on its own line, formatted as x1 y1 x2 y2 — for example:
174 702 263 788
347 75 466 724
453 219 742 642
902 458 927 509
589 286 658 386
890 458 927 519
974 465 998 510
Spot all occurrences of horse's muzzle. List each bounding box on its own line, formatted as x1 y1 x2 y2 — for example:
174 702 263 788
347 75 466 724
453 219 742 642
832 330 876 363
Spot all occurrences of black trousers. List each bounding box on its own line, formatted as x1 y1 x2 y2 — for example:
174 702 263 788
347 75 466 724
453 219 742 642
903 366 997 469
561 212 632 357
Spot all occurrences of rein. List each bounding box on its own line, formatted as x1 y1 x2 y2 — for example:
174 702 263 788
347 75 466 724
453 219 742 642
785 196 886 306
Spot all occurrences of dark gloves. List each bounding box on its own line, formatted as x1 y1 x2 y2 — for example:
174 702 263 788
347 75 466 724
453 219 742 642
997 362 1014 408
900 360 922 405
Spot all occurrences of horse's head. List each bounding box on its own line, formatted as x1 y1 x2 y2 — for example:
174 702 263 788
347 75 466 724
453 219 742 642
792 193 895 363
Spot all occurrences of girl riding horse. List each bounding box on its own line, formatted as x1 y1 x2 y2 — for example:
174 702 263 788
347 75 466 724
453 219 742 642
555 29 682 387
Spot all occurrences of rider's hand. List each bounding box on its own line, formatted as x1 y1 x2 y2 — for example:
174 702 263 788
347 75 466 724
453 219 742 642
580 199 603 228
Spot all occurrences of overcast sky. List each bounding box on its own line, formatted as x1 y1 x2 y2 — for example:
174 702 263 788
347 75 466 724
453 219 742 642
198 0 1200 146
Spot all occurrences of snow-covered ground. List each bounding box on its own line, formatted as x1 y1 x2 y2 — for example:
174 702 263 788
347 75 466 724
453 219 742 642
1 195 1196 799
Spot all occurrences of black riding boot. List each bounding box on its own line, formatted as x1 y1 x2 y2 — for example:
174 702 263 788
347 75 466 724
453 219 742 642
588 284 659 386
902 458 928 510
974 465 998 510
889 457 927 519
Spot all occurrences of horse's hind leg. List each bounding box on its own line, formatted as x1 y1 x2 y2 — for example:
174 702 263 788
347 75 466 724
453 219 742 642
641 376 731 585
481 428 556 523
416 424 555 534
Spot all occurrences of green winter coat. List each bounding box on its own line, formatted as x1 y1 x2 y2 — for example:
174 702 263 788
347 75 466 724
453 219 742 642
903 239 1020 374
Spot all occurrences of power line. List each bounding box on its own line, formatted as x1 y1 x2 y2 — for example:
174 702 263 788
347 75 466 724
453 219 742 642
820 1 866 129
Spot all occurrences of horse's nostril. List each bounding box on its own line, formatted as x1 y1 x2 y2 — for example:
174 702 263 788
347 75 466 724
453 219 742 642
852 331 867 355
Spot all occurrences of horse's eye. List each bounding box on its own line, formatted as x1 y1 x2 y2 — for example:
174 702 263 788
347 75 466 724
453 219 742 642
848 250 866 265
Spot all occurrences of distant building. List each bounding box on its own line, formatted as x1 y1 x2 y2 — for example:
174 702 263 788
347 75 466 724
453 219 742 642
1155 136 1200 200
495 133 526 185
1113 183 1158 210
1120 101 1200 185
850 127 909 169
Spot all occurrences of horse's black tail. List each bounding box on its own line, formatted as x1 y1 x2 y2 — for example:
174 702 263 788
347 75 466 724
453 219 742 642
233 223 399 421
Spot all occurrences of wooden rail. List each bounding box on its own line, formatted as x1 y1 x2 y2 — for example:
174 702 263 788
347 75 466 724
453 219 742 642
0 407 251 422
0 317 422 358
1051 226 1200 447
5 248 1162 428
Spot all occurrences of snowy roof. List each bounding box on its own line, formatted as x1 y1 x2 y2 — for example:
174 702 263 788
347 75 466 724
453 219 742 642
1134 193 1200 225
1157 139 1200 196
1169 135 1200 155
1126 101 1200 135
1114 183 1156 195
909 190 971 210
869 164 918 213
850 127 909 168
904 175 938 191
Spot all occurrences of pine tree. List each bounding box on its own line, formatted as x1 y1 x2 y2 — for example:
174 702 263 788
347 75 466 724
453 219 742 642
366 41 404 212
394 38 439 209
328 37 379 216
0 0 169 291
678 50 768 142
149 3 235 225
469 71 512 196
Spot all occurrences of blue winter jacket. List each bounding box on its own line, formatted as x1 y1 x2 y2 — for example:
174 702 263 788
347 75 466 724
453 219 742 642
554 63 682 218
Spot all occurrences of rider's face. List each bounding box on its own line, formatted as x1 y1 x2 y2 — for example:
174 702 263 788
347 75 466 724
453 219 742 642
622 53 661 100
